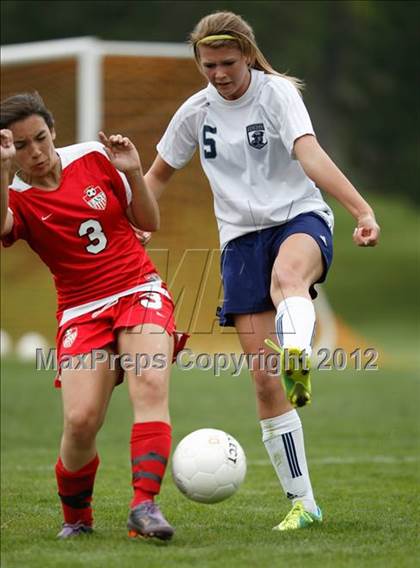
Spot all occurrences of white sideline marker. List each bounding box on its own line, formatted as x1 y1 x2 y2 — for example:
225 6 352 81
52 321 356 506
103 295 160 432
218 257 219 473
0 329 12 358
15 332 49 363
249 455 418 466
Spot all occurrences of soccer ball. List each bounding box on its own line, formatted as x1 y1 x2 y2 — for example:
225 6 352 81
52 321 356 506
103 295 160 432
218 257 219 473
171 428 246 504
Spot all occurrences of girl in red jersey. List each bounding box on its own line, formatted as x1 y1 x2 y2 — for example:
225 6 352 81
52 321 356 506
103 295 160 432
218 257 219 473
1 92 184 541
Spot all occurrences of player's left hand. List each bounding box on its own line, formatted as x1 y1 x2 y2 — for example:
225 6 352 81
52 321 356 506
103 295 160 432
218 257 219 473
353 213 380 247
99 132 143 175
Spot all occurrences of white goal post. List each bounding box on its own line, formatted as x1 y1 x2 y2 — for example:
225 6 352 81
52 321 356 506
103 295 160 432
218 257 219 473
1 37 191 142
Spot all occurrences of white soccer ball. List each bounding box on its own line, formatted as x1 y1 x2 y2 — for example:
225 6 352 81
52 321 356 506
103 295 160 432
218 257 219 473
172 428 247 504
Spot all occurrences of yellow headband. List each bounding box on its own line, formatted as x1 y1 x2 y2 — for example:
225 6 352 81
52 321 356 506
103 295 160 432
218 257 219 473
196 34 238 46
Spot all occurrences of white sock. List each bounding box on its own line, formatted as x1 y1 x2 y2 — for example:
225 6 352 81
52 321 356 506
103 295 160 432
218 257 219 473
275 296 316 356
261 410 317 514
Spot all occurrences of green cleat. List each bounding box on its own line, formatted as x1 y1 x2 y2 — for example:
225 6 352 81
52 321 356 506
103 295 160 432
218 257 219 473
273 501 323 531
264 339 312 408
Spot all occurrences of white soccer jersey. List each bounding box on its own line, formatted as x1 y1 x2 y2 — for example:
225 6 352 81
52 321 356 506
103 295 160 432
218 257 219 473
157 69 334 249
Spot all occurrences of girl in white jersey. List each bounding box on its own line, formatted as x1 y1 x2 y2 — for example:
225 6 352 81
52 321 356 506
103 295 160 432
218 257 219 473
145 11 380 532
0 92 186 541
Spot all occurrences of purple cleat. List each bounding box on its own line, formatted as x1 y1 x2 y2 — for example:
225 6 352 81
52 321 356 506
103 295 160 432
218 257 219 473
127 500 174 541
57 521 93 539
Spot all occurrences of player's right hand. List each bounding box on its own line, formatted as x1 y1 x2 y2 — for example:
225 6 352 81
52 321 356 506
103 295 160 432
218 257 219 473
131 225 152 246
0 129 16 166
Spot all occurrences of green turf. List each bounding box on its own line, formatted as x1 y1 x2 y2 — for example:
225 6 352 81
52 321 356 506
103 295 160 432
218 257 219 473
1 359 419 568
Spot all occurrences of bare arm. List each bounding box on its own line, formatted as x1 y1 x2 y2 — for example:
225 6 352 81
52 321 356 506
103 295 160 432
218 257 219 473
0 129 15 236
294 135 380 246
145 154 176 200
99 132 160 231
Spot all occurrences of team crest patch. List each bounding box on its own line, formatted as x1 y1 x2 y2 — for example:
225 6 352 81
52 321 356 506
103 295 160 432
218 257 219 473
246 123 267 149
83 186 107 210
63 327 78 348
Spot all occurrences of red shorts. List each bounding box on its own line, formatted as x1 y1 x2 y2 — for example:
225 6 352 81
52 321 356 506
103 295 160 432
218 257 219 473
55 289 188 387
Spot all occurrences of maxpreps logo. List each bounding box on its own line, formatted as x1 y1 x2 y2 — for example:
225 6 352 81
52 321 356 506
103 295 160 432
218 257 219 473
63 327 78 348
83 186 107 210
246 123 267 149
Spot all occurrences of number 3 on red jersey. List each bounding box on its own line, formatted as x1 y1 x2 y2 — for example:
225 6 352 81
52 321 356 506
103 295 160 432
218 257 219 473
79 219 108 254
78 219 107 254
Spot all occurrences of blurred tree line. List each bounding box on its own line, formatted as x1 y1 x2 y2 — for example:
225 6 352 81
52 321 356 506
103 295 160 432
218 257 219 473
1 0 419 203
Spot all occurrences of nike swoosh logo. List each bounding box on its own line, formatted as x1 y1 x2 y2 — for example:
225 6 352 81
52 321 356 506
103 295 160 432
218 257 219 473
41 214 52 221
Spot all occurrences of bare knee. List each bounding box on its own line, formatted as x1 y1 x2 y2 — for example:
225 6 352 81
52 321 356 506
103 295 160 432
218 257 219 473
64 408 103 445
270 264 306 300
131 371 169 406
252 370 283 405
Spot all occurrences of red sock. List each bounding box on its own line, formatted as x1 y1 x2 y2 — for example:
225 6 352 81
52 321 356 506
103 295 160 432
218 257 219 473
130 421 171 508
55 454 99 526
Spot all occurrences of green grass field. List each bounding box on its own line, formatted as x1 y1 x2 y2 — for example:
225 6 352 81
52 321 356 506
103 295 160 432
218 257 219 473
1 358 419 568
2 191 419 566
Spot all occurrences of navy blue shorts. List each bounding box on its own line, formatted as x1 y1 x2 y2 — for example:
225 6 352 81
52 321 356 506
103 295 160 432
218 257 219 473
217 212 333 327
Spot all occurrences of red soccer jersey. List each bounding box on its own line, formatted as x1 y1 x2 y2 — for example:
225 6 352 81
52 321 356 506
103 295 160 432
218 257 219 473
2 142 157 320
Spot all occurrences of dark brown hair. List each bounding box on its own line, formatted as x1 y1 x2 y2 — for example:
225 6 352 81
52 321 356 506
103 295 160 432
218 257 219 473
0 91 54 130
